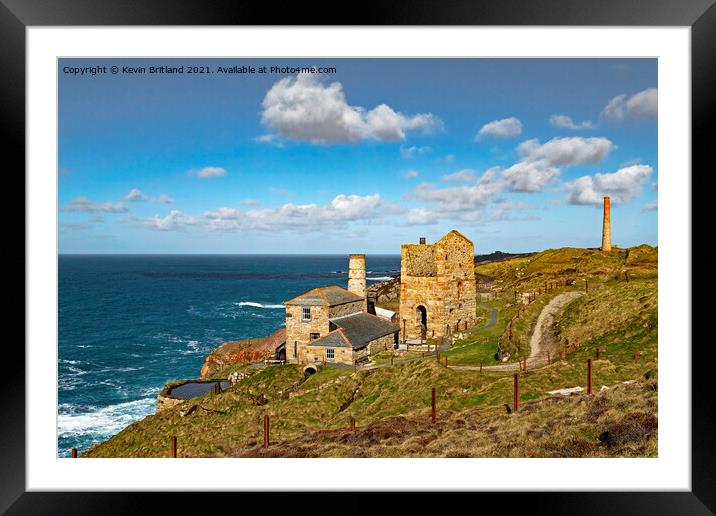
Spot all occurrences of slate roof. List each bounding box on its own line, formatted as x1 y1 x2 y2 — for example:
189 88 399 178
329 312 400 349
284 285 363 307
306 329 352 348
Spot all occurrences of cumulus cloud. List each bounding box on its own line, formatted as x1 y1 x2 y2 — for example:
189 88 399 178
602 88 658 121
201 194 387 233
61 197 128 213
146 210 199 231
411 167 503 213
475 117 522 140
124 188 175 204
502 161 560 193
260 73 440 144
191 166 227 178
442 168 478 183
400 145 432 159
124 188 149 202
401 170 419 179
517 137 614 166
502 136 614 192
549 114 593 130
405 208 437 226
157 194 175 204
564 164 653 205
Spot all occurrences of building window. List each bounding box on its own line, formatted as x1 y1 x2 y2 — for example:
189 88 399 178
310 333 320 340
302 307 311 321
326 348 335 360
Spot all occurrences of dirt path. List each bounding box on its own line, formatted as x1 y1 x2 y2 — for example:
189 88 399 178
454 291 583 373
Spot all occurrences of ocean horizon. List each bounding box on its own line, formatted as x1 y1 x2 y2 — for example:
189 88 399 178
58 254 401 457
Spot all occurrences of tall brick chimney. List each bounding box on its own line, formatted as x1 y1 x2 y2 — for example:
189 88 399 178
601 196 612 252
348 254 367 310
419 237 426 244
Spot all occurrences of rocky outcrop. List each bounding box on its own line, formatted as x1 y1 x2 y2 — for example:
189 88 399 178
367 276 400 305
200 328 285 377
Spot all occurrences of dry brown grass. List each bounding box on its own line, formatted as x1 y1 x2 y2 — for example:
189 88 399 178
237 379 657 458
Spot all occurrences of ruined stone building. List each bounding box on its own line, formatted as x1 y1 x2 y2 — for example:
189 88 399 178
283 254 400 366
399 230 477 341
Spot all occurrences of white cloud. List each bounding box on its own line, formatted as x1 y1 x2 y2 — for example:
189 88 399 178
475 117 522 140
61 197 127 213
192 166 227 178
502 136 614 192
202 194 386 233
502 161 560 193
564 164 653 205
124 188 149 202
240 199 261 206
517 137 614 166
602 88 658 121
405 208 437 226
442 168 478 183
400 145 431 159
401 170 419 179
146 210 199 231
157 194 175 204
549 114 593 130
260 73 440 143
412 167 503 213
125 188 175 204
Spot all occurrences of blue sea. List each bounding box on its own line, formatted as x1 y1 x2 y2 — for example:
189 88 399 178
58 254 400 457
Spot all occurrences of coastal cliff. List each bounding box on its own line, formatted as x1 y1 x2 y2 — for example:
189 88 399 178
200 327 286 377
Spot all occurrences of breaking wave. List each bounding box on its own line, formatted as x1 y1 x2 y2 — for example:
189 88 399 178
58 397 156 441
236 301 285 309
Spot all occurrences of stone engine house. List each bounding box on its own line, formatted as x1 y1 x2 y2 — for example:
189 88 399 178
399 230 477 341
284 254 400 365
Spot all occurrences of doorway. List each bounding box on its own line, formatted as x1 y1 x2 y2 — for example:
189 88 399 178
416 305 427 339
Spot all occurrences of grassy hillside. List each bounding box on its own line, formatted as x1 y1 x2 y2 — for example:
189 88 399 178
83 245 657 458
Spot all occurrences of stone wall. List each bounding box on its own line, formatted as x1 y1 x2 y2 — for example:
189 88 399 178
285 304 330 364
304 344 353 365
399 231 477 340
402 244 437 276
368 333 395 355
328 300 364 319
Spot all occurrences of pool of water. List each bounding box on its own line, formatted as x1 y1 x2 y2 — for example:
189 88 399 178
167 380 230 399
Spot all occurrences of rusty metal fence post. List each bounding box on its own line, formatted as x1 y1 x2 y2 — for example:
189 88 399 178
263 414 270 448
587 359 592 395
350 416 356 432
431 387 436 424
71 448 78 458
513 374 519 412
634 350 639 366
171 436 177 458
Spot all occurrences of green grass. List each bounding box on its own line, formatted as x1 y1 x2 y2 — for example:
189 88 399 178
83 245 657 458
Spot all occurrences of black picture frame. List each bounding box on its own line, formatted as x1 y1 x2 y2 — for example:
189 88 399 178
5 0 709 513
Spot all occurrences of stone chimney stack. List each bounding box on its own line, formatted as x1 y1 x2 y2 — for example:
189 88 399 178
348 254 367 310
419 237 426 244
601 196 612 252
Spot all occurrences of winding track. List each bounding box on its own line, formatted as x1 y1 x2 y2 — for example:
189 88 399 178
453 291 583 373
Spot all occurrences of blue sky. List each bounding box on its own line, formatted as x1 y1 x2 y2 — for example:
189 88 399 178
58 58 657 254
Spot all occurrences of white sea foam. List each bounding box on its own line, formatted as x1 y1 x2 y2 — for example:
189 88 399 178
367 276 395 281
236 301 285 309
58 397 156 439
